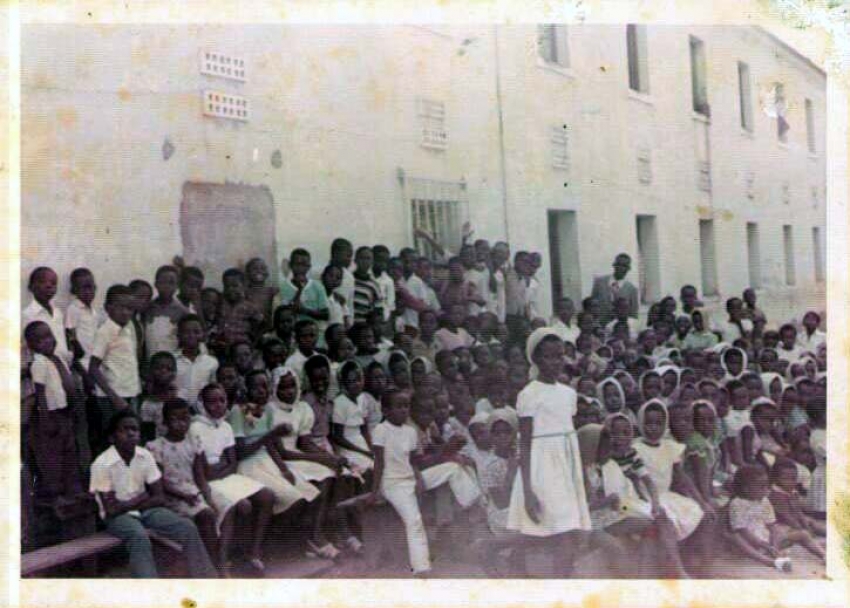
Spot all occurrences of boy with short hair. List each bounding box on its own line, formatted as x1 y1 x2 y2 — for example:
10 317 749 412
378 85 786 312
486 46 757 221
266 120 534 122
174 314 219 406
219 268 265 348
65 267 101 374
89 285 142 454
143 265 188 361
245 257 278 328
26 320 83 499
550 297 579 345
352 246 383 324
331 238 356 319
89 410 218 578
139 351 178 441
371 244 396 323
285 319 319 386
176 266 204 315
279 249 330 324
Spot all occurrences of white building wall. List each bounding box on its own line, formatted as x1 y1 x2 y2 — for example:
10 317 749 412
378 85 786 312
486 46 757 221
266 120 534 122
22 24 825 325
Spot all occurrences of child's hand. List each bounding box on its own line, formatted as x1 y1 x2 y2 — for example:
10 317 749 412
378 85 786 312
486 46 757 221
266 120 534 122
112 396 130 411
269 423 293 438
650 501 664 519
524 489 542 523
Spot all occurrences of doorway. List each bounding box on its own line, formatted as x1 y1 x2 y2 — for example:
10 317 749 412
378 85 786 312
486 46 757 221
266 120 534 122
547 210 582 308
636 215 660 304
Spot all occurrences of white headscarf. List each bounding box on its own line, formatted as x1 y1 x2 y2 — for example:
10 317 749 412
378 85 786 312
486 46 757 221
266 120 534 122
597 376 626 414
721 347 748 381
488 407 519 432
270 366 302 410
526 327 564 380
637 398 669 439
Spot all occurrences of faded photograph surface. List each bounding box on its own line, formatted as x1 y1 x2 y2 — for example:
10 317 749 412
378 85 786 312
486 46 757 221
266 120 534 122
20 24 827 580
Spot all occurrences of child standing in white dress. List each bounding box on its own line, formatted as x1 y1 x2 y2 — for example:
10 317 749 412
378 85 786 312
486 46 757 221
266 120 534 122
506 328 591 574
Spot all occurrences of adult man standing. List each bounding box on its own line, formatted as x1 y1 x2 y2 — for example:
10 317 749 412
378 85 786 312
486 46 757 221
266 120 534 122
591 253 639 326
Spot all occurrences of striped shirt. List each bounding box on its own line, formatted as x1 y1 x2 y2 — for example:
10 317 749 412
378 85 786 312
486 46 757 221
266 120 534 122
352 273 382 323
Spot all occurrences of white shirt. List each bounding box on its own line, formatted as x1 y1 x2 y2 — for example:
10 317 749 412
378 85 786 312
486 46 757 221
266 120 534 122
22 299 71 367
550 319 580 345
89 445 161 519
65 297 102 368
30 353 68 410
464 267 491 317
284 349 311 387
175 352 219 406
338 267 356 319
798 330 826 353
777 344 806 364
372 420 419 482
402 274 441 329
372 271 396 322
189 416 236 466
715 318 753 344
527 277 542 320
492 267 507 323
91 318 141 397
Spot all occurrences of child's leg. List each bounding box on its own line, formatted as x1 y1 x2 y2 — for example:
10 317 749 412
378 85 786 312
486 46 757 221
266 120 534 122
382 480 431 574
218 502 242 567
786 529 826 561
421 462 482 509
104 513 158 578
655 513 690 578
141 507 218 578
807 517 827 537
250 488 275 561
194 507 219 564
311 479 333 545
730 531 775 568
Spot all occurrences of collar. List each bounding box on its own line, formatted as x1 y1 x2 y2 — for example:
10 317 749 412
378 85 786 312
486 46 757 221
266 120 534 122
98 445 145 467
24 299 54 317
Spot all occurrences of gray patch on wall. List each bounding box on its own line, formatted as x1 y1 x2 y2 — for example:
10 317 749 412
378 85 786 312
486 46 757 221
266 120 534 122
180 182 277 287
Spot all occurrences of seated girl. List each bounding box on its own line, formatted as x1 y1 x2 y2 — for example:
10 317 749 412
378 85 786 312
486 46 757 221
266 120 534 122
683 400 725 505
728 464 822 571
331 361 375 474
227 371 321 522
270 367 358 557
190 385 275 574
768 458 826 561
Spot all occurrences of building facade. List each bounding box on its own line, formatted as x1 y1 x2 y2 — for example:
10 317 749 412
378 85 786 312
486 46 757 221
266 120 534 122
22 24 826 323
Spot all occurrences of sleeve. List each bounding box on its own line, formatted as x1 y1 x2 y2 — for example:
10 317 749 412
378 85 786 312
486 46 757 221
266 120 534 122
314 282 329 310
221 422 237 449
143 451 162 484
65 306 78 330
516 385 538 418
670 440 686 464
728 499 748 531
146 440 162 464
565 386 577 417
207 358 219 384
89 458 113 494
228 407 246 438
30 357 48 386
91 324 111 360
371 423 386 447
763 499 776 526
298 405 316 437
332 397 350 425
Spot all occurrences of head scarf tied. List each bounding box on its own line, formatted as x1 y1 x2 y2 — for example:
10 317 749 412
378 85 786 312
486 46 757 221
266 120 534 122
488 408 519 432
597 376 626 414
721 347 749 380
637 398 669 438
411 356 435 375
271 366 302 409
526 327 564 380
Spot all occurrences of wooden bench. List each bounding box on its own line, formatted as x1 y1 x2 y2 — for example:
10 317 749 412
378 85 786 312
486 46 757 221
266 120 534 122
22 530 183 578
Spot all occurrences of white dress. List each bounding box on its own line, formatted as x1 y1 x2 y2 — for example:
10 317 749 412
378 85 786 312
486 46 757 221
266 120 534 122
269 400 336 483
588 460 654 531
188 417 267 533
332 393 375 472
506 381 591 536
633 439 704 541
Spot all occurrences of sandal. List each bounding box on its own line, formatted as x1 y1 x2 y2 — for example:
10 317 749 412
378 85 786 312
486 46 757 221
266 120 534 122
306 539 341 560
344 535 364 554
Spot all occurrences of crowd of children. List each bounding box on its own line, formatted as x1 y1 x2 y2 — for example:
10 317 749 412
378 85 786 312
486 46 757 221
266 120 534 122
21 236 827 578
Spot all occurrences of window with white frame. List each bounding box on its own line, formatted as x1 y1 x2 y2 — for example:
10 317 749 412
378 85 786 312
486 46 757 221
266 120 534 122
627 24 650 94
538 24 570 68
805 98 816 154
403 175 468 261
417 98 447 150
738 61 753 131
551 125 570 170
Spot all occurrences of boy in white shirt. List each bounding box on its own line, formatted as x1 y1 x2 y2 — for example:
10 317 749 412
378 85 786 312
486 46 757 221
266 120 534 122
174 314 219 407
26 320 82 499
89 410 217 578
550 297 580 344
65 267 102 374
89 285 142 454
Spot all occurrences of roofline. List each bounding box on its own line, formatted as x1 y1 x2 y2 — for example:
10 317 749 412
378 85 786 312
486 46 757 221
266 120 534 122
752 25 826 78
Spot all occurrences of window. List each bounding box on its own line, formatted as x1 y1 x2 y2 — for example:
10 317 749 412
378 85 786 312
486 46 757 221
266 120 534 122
775 83 788 143
627 24 650 94
813 227 824 283
695 122 711 192
690 36 709 116
547 211 582 304
806 98 816 153
404 176 468 261
746 222 762 289
636 147 652 184
417 98 447 150
699 220 718 296
783 224 796 286
538 24 570 68
551 125 569 170
738 61 753 131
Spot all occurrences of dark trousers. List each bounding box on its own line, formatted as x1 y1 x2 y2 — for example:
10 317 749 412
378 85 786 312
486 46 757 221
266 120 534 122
30 408 81 498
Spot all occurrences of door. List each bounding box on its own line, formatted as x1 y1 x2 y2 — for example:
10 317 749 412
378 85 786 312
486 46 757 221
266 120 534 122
180 182 277 288
547 210 582 307
636 215 660 304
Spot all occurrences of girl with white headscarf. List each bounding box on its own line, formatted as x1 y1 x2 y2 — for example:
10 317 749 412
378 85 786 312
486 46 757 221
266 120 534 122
633 400 706 542
507 328 591 567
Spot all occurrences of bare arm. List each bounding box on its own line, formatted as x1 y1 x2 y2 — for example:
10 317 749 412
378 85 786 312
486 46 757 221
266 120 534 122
99 480 166 518
330 422 373 457
88 357 128 408
518 416 541 522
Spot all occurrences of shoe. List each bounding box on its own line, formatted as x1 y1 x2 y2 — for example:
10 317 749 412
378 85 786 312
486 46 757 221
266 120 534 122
249 557 266 573
345 535 364 554
306 540 341 560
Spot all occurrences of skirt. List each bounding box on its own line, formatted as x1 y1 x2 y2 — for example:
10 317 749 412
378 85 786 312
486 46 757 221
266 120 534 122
237 449 320 515
209 473 267 533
